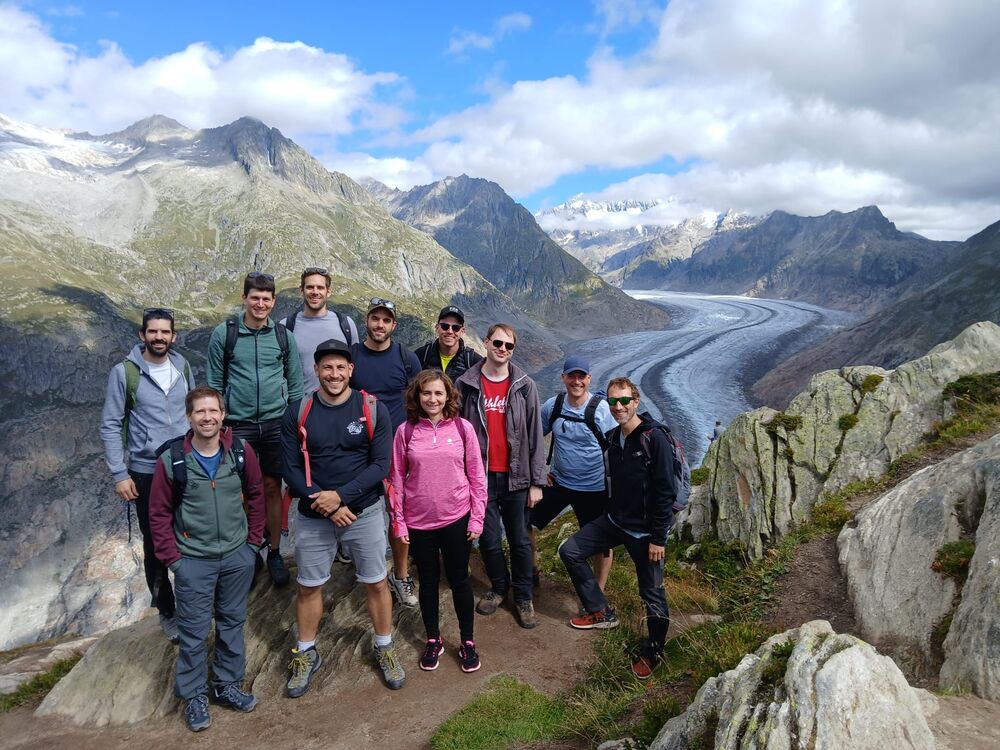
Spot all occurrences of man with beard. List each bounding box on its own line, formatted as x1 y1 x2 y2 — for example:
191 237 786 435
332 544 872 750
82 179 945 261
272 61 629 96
149 386 266 732
350 299 421 608
100 307 195 644
558 377 676 679
207 273 304 587
281 340 403 694
413 306 482 381
280 267 360 395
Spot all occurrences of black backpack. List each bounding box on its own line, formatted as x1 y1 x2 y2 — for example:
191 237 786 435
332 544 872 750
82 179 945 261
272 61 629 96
546 392 610 464
285 308 355 345
637 425 692 513
157 435 249 507
222 316 290 391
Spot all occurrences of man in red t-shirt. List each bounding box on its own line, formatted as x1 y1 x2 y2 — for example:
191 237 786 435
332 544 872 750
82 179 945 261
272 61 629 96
456 324 546 628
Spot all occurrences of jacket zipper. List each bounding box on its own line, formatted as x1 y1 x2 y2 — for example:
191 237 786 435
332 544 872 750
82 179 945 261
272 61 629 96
253 329 261 422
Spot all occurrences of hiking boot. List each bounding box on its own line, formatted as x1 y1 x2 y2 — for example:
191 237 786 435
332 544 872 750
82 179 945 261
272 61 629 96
516 600 538 629
213 683 257 712
388 573 418 608
476 590 504 615
267 549 290 588
183 695 211 732
286 647 323 698
335 548 353 565
419 638 444 671
631 654 658 680
569 607 619 630
458 640 481 673
159 613 180 644
374 642 406 689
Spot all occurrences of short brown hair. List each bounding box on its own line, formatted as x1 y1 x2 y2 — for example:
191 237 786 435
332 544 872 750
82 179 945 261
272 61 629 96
485 323 517 344
300 268 332 288
185 386 225 414
606 377 640 400
405 370 461 422
243 272 276 297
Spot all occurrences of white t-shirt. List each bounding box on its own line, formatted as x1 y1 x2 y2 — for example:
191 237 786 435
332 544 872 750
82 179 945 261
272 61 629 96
147 360 178 392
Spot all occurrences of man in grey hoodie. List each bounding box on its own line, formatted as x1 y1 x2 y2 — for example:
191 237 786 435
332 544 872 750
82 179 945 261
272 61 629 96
100 307 195 643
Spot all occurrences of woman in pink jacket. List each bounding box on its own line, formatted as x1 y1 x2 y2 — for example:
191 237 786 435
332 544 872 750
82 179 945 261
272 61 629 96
390 369 487 673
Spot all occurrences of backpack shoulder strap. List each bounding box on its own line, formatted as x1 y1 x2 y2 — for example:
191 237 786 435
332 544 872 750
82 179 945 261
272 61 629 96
334 310 352 346
360 390 378 441
222 317 239 390
584 395 610 452
285 310 298 333
229 435 248 490
273 321 290 379
398 343 414 382
296 395 316 487
168 437 187 508
546 392 567 465
122 359 141 441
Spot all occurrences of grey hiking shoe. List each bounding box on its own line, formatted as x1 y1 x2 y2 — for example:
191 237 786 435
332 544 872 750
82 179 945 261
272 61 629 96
286 647 323 698
516 600 538 629
374 641 406 689
476 590 504 615
388 573 418 608
213 683 257 712
159 613 180 644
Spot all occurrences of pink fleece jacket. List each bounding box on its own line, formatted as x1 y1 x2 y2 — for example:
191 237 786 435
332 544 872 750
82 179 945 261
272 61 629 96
389 416 487 538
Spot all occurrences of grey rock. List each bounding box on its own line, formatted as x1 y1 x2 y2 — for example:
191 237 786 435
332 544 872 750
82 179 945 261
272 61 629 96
0 636 98 695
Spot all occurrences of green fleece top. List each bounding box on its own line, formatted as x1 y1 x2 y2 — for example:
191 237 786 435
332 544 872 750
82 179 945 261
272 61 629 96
206 316 304 423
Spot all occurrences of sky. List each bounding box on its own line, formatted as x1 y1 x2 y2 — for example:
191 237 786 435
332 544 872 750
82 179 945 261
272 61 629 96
2 0 999 239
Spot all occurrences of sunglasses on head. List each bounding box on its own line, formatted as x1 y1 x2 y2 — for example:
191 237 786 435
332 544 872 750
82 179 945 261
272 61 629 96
369 297 396 310
438 322 463 332
491 339 515 351
246 272 274 283
303 266 328 276
607 396 635 406
143 307 174 319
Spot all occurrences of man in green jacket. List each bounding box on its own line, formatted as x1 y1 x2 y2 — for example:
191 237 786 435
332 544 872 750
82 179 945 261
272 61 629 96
207 272 304 586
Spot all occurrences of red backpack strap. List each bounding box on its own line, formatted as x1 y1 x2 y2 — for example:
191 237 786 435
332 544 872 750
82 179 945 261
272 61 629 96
360 389 378 441
297 395 315 487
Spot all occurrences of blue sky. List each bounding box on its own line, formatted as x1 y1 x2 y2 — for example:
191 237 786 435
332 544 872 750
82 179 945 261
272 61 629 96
3 1 1000 239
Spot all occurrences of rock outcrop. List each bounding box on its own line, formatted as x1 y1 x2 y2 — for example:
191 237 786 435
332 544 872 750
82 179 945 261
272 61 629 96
651 620 935 750
678 321 1000 559
838 433 1000 697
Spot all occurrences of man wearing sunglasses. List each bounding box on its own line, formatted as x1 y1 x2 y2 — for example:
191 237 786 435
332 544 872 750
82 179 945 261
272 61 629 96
558 377 675 680
414 306 483 381
456 324 546 629
207 273 304 588
100 307 196 644
349 298 422 607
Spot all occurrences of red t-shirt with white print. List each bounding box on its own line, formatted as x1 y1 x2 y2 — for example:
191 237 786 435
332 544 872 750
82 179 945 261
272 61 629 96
481 375 510 472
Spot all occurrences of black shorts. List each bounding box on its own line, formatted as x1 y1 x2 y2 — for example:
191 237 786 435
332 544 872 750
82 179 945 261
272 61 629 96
530 481 608 531
227 418 283 478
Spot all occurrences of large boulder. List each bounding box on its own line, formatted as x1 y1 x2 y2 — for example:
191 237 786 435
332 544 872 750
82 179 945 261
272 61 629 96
838 434 999 695
679 321 1000 558
651 620 935 750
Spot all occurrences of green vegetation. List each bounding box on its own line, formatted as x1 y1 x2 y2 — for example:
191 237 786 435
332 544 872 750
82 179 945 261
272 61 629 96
838 413 858 431
931 540 976 582
0 655 81 713
860 374 884 394
759 639 796 691
691 467 710 486
766 412 803 434
811 498 852 531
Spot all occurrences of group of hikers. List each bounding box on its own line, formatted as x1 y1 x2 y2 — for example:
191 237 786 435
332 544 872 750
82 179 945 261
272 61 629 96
100 267 685 733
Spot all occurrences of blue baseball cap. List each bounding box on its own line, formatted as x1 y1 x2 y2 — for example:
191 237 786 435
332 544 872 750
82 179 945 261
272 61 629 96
562 356 591 375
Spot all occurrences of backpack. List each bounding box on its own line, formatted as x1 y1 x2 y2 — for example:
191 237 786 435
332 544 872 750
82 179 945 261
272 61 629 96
222 316 290 391
419 341 474 375
156 434 248 509
292 389 380 487
637 425 691 513
285 308 355 345
546 392 609 465
122 358 191 443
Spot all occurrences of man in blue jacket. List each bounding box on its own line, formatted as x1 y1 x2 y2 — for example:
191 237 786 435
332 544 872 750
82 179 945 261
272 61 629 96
100 307 195 643
559 377 676 679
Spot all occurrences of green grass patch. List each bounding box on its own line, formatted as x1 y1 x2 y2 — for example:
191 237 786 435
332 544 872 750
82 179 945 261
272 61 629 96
430 675 566 750
690 467 710 486
766 412 803 434
860 374 884 394
0 655 81 713
811 497 852 532
838 413 859 431
931 540 976 582
759 639 795 690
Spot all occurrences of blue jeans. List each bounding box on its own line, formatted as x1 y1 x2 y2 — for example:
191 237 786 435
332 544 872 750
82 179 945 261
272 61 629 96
173 544 256 699
479 472 533 603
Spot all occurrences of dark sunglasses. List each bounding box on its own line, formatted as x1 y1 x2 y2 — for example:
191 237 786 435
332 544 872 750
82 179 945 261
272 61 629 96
491 339 515 351
303 266 328 276
142 307 174 319
246 272 275 282
607 396 635 406
369 297 396 310
438 322 463 332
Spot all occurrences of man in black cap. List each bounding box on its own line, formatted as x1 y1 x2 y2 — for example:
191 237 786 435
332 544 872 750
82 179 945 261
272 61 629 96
414 306 483 381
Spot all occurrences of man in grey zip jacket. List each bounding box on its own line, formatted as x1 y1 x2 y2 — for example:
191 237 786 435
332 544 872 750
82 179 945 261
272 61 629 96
99 308 195 643
456 323 546 629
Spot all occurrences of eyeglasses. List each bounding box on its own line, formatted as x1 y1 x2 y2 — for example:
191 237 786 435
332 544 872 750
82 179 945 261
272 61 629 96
142 307 175 319
438 322 463 332
302 266 329 276
246 272 275 282
369 297 396 310
607 396 635 406
491 339 515 351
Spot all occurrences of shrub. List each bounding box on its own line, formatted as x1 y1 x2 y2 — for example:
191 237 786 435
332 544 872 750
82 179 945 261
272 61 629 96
690 467 710 486
811 498 852 531
767 412 802 433
860 374 884 394
931 540 976 582
838 413 858 431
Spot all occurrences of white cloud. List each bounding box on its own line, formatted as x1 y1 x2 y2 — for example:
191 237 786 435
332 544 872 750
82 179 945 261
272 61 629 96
447 12 532 55
319 150 439 191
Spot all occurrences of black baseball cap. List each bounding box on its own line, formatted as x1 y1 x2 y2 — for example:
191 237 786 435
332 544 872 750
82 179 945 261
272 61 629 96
313 339 352 364
438 305 465 324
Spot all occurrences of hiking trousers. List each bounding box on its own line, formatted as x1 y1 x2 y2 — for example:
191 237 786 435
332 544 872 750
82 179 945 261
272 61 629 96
480 472 533 603
173 543 256 700
130 471 175 617
409 514 475 642
559 514 670 656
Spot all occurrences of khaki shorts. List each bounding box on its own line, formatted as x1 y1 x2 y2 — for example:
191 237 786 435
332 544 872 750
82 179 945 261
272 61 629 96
294 505 387 586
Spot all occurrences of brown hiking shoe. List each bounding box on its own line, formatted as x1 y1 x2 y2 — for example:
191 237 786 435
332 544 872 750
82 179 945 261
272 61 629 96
632 655 657 680
516 600 538 629
476 590 504 615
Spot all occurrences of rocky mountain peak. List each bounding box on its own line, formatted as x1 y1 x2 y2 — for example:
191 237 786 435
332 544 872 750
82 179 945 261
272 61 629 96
99 115 192 144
